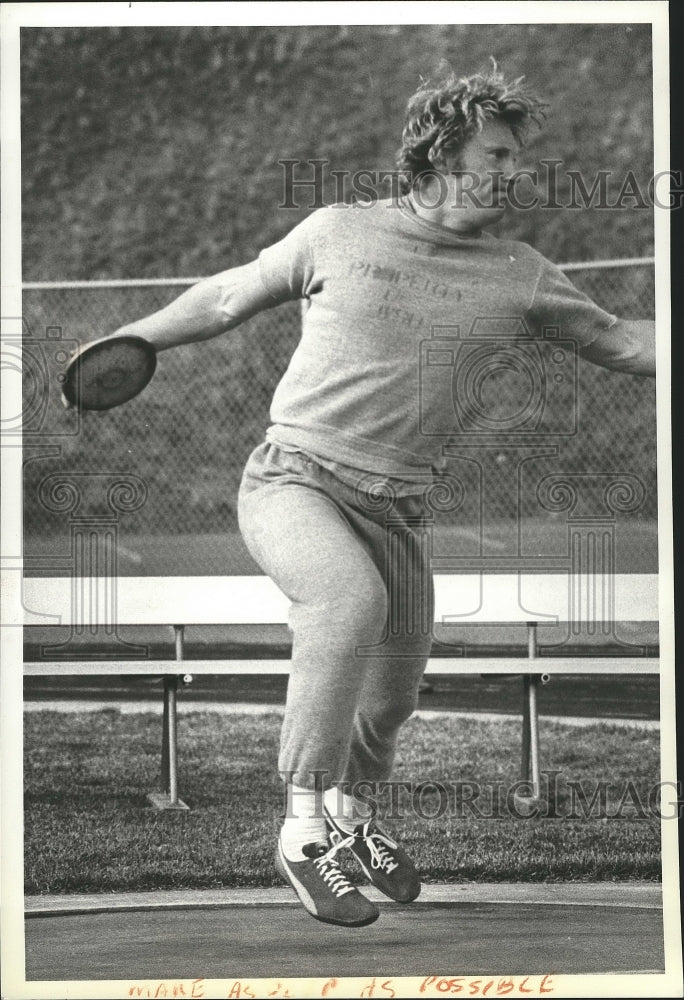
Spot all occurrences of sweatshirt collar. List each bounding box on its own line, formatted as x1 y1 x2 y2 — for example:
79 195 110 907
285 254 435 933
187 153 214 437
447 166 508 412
397 195 488 246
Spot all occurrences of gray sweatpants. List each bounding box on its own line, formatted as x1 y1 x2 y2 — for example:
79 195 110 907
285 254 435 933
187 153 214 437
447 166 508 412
237 441 434 791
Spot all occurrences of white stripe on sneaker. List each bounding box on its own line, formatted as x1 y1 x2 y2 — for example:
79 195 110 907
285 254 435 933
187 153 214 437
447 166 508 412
277 841 319 914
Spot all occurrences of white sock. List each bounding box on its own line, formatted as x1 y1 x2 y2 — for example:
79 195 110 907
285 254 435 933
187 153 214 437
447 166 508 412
324 787 372 833
280 785 328 861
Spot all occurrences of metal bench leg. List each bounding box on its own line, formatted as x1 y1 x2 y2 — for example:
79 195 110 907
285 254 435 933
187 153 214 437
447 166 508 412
523 674 541 798
515 623 543 812
521 678 531 783
148 625 189 810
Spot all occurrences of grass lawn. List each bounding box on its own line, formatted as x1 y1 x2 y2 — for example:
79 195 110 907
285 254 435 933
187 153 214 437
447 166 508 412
24 710 661 894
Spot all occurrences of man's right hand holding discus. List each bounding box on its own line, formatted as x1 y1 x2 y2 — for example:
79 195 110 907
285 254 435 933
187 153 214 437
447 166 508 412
63 260 273 412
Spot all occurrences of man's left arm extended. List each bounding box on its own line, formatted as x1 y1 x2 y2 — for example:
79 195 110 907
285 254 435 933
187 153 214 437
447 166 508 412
579 319 655 377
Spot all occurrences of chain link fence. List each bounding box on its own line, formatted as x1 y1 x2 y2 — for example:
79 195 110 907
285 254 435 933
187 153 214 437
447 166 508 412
20 260 656 572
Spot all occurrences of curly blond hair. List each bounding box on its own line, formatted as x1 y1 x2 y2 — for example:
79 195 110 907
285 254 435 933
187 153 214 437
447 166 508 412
397 61 547 192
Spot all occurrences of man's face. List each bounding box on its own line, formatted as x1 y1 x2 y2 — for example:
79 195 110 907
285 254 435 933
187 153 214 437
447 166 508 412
439 119 520 231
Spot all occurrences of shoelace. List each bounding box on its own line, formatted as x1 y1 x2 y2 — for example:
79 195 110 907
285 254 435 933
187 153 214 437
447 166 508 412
313 834 356 897
360 822 399 873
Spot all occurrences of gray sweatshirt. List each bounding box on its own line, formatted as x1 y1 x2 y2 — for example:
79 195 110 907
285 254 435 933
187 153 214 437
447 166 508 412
251 198 617 478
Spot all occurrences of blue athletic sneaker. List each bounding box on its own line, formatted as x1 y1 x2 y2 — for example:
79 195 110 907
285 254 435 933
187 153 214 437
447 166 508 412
276 834 380 927
324 807 421 903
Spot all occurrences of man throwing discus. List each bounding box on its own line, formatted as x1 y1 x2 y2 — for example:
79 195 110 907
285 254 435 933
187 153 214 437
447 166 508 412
103 64 655 927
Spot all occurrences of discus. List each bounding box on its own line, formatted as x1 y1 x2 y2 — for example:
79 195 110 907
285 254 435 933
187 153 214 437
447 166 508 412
62 335 157 411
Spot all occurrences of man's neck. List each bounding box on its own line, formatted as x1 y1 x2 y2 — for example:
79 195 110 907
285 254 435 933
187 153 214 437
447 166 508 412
408 190 491 237
406 192 485 237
